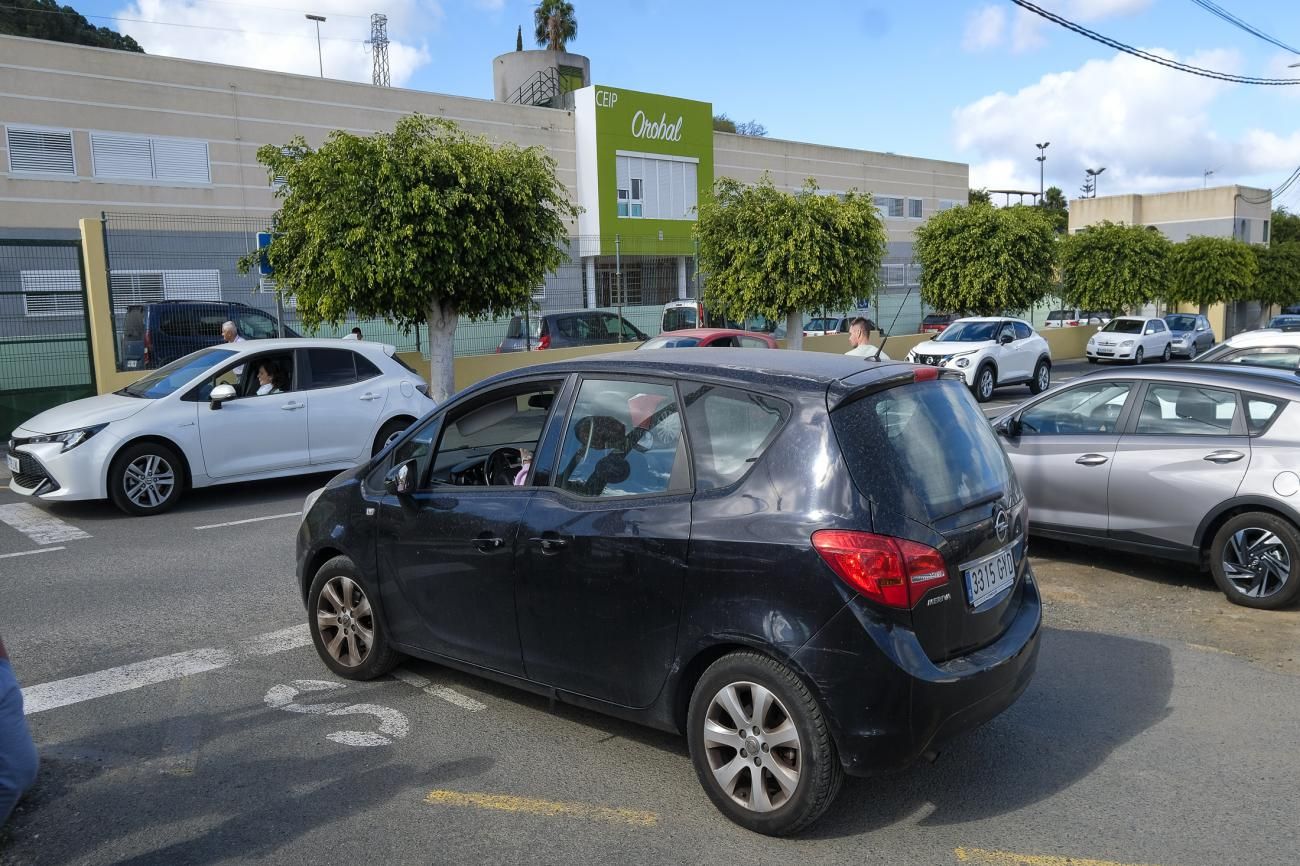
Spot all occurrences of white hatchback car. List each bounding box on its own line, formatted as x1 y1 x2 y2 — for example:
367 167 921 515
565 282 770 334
906 317 1052 402
1086 316 1173 365
7 339 435 515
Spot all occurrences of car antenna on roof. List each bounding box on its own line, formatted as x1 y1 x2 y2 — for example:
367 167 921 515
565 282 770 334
871 281 916 362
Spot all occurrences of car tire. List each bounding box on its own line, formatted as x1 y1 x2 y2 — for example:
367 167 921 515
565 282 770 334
1029 359 1051 394
1209 513 1300 610
307 555 402 679
1133 348 1145 365
973 364 997 403
1187 342 1198 360
372 418 409 458
687 651 842 836
1087 357 1099 365
107 441 184 516
1161 343 1172 362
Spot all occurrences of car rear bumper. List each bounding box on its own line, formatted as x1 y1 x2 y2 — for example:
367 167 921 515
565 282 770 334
794 568 1042 776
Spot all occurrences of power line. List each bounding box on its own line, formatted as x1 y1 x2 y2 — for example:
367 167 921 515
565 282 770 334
1188 0 1300 57
1238 165 1300 205
0 2 369 43
1009 0 1300 85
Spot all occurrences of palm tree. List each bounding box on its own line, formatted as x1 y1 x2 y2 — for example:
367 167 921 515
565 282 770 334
534 0 576 51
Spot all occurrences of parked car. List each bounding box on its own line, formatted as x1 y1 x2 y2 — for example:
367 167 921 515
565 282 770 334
802 315 880 337
122 300 301 369
1085 316 1173 364
1163 313 1216 358
296 350 1041 835
637 328 778 349
1195 328 1300 370
993 364 1300 609
1044 309 1111 328
661 300 777 334
1265 314 1300 331
7 339 433 515
920 313 960 334
907 317 1052 403
497 311 648 353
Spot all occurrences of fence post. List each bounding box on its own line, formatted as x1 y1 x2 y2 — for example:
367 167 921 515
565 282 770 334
79 218 125 395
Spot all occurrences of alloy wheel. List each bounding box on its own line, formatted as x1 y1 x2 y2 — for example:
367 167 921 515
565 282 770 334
123 454 175 509
1134 348 1144 365
1162 344 1171 362
979 369 995 401
1187 342 1198 360
702 681 802 813
315 575 375 667
1036 365 1050 392
1221 528 1291 599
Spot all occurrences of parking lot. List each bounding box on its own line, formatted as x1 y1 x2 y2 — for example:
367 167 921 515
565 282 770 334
2 376 1298 866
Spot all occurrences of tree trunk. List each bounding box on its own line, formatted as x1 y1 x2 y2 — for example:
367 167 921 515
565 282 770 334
784 310 804 351
1198 303 1209 317
1259 304 1273 329
426 302 459 405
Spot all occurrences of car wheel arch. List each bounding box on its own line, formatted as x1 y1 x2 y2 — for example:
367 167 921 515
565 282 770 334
300 545 347 604
671 640 827 735
107 434 193 493
1194 497 1300 556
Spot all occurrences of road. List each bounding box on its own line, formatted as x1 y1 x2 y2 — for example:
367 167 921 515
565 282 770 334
977 357 1094 419
2 383 1298 866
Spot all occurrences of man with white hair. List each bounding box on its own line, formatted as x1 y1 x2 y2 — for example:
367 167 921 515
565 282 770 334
220 321 245 345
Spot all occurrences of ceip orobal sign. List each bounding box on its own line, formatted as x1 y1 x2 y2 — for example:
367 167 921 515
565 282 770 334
631 110 684 143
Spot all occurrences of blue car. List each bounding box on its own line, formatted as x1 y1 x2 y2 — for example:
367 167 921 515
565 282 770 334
122 300 300 369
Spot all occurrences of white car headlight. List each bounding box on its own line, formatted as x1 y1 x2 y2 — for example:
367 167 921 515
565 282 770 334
23 423 108 452
1120 340 1135 347
955 357 971 368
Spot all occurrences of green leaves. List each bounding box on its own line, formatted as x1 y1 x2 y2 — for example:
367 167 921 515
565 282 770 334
1167 236 1258 309
914 203 1057 316
1255 242 1300 309
1060 221 1171 313
693 176 888 324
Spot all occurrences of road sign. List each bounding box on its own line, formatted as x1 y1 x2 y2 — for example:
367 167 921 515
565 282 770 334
256 231 273 277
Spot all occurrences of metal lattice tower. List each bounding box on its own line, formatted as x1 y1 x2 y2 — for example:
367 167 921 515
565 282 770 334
367 13 390 87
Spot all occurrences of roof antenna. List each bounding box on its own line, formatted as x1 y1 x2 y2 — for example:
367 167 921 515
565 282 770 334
871 278 916 362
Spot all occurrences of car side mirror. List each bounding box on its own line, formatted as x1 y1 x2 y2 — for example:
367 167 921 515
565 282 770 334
999 333 1014 345
209 383 236 410
385 460 417 496
994 416 1020 438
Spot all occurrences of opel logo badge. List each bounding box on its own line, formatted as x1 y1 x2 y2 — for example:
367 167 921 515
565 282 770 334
994 507 1010 543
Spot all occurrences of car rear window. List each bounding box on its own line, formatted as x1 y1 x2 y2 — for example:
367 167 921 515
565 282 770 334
1047 310 1070 321
682 383 789 489
641 336 701 349
663 307 699 331
506 317 542 339
831 379 1013 522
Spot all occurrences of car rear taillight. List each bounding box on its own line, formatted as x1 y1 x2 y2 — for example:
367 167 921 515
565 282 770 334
537 334 550 350
812 530 949 609
143 329 153 366
496 344 503 354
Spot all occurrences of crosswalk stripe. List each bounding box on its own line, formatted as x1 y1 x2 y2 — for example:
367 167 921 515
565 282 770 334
0 503 90 545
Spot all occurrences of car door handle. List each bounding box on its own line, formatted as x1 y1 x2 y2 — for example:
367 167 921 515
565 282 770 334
530 536 568 553
359 392 380 402
1076 454 1109 466
280 401 305 411
473 534 504 552
1204 450 1245 464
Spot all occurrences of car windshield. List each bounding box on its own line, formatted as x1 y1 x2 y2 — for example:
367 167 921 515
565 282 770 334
119 347 237 399
1165 315 1198 331
936 321 1000 342
1267 316 1300 329
806 318 836 331
1047 310 1071 320
639 336 701 349
1102 319 1143 334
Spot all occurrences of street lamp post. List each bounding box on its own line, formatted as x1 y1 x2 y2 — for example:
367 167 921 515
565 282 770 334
1204 169 1214 188
306 14 326 78
1035 141 1050 202
1086 167 1106 198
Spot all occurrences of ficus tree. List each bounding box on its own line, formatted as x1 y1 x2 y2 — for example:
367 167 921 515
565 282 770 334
1059 221 1172 314
1167 235 1259 316
1253 241 1300 325
693 176 888 350
913 203 1058 316
241 114 577 403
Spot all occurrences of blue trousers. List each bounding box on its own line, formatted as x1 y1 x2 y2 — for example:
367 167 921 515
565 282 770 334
0 659 38 825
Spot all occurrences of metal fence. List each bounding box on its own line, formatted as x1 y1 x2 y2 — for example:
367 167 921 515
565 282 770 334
0 239 95 437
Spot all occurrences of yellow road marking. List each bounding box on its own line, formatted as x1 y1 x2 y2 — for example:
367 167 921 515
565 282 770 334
955 848 1168 866
424 790 658 827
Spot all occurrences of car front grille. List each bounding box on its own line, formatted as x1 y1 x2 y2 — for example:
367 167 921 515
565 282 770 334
918 354 940 366
6 445 57 493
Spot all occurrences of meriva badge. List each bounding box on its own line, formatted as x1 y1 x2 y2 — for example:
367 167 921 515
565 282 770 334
631 110 683 142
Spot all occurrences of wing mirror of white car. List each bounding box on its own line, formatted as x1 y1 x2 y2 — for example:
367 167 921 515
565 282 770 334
209 383 237 410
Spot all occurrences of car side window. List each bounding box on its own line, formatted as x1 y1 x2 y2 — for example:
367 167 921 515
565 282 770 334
192 351 295 401
355 353 382 380
424 383 561 487
682 383 789 489
239 310 278 340
553 379 688 498
1013 322 1033 340
1245 396 1285 435
998 323 1015 342
305 348 358 389
1018 382 1133 435
1136 384 1238 435
1217 347 1300 370
737 336 769 349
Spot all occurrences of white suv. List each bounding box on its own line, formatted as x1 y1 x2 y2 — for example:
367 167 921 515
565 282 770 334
907 317 1052 402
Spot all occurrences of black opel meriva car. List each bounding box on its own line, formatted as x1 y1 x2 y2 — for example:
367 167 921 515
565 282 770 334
296 349 1041 835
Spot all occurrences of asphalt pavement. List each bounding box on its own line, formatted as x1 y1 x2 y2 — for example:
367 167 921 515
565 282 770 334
3 368 1298 865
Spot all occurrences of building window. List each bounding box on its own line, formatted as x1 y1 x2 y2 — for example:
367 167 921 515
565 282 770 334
938 199 963 211
1263 221 1270 244
110 270 221 313
21 270 82 317
882 264 906 287
6 127 76 176
907 198 923 219
91 133 210 183
877 196 904 218
615 154 698 221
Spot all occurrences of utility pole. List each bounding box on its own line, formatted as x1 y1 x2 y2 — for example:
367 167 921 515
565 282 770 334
1203 169 1214 188
306 14 326 78
367 13 390 87
1035 142 1050 202
1086 166 1106 198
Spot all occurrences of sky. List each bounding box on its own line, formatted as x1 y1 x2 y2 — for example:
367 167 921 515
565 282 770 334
64 0 1300 210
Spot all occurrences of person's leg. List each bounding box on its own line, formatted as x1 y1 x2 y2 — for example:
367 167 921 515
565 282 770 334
0 659 38 824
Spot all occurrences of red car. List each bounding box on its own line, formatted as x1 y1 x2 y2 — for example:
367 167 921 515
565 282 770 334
637 328 779 350
920 313 960 334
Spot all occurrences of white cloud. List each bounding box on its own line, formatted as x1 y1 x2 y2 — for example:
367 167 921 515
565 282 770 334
1010 8 1046 54
1067 0 1152 21
962 5 1005 52
953 49 1300 198
113 0 438 88
473 0 506 9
